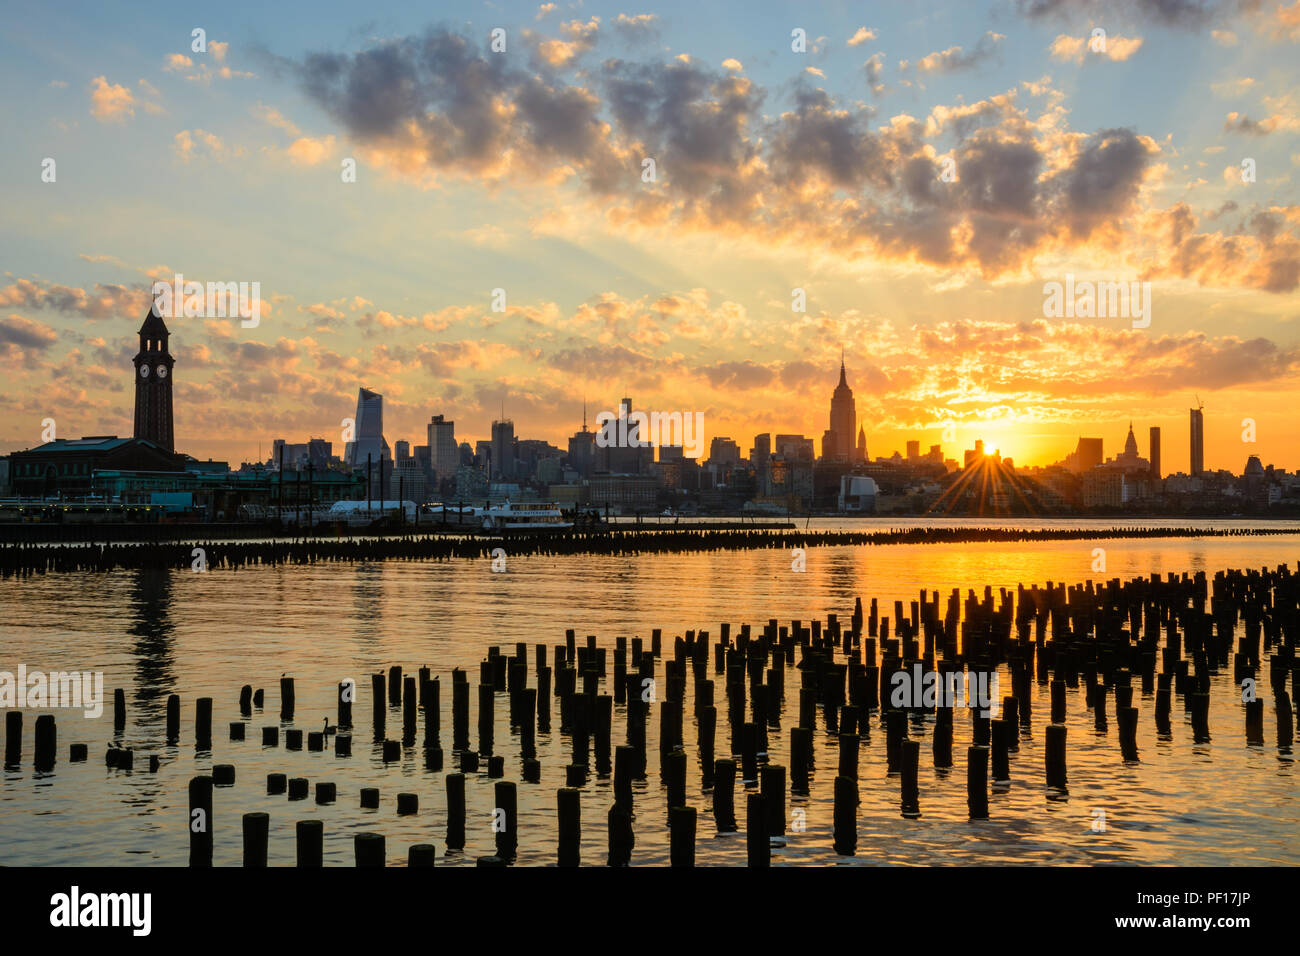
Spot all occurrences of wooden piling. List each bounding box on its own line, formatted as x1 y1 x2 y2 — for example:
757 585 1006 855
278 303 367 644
901 739 921 818
280 676 295 722
1046 723 1068 793
669 806 696 867
745 793 768 867
408 844 436 867
761 764 786 838
833 776 857 855
4 711 20 767
355 832 386 867
296 820 323 867
557 787 581 867
446 773 466 850
242 812 269 867
188 774 214 867
967 746 989 819
166 694 180 743
34 714 56 772
494 781 518 860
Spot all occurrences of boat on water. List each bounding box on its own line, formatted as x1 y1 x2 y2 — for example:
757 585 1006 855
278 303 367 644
476 500 572 531
322 499 418 527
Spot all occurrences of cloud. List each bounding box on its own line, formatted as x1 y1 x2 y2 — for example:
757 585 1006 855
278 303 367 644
1223 111 1293 134
612 13 659 41
163 54 193 73
1015 0 1238 29
1049 33 1143 63
0 315 59 351
271 25 1295 294
286 135 337 165
88 76 134 122
1212 28 1239 45
173 128 226 161
863 52 887 95
252 102 301 136
848 27 877 47
0 278 151 318
910 31 1004 74
1211 76 1255 97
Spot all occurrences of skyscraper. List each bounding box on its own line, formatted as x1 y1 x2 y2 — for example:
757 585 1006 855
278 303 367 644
491 419 516 481
427 415 458 480
1190 406 1204 476
1149 426 1161 479
568 405 596 479
133 305 175 452
827 355 857 462
346 387 389 468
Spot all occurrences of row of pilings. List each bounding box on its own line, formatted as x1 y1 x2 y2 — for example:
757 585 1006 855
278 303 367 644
4 562 1297 864
3 524 1297 577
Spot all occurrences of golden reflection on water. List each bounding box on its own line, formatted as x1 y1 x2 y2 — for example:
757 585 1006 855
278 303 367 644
2 533 1298 866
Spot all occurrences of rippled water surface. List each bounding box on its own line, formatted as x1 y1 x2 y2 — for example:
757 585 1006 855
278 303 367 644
3 521 1299 866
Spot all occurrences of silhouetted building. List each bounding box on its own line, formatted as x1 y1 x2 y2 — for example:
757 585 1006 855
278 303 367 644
346 388 389 468
826 356 858 462
491 419 516 480
133 306 175 453
1190 406 1204 476
427 415 459 481
1149 426 1161 479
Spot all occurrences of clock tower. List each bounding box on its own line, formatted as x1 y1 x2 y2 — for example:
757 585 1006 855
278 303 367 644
133 304 175 452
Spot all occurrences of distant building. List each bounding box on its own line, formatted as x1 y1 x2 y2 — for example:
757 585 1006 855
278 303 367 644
589 474 656 513
427 415 459 481
774 434 815 461
491 419 516 481
390 458 425 502
1150 426 1161 479
708 437 740 466
568 426 596 479
395 440 411 462
1190 406 1205 476
906 440 920 460
346 388 390 468
825 356 858 462
838 474 878 512
133 306 176 453
1065 437 1104 473
8 436 182 498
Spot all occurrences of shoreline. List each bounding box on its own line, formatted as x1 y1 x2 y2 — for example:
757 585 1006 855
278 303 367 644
3 524 1298 576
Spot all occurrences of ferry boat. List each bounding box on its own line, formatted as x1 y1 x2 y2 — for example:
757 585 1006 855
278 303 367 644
477 500 572 531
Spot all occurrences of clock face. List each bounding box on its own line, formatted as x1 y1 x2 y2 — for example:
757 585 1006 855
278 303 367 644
156 365 168 379
139 364 150 378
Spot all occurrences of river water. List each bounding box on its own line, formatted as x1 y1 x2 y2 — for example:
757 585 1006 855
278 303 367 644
3 519 1299 866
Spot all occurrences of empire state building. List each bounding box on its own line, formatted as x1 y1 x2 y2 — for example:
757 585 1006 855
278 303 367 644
826 355 858 462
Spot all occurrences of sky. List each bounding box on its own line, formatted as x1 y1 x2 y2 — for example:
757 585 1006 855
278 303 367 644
1 0 1298 473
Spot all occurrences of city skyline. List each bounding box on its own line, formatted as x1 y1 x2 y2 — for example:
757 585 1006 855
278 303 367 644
2 1 1299 473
